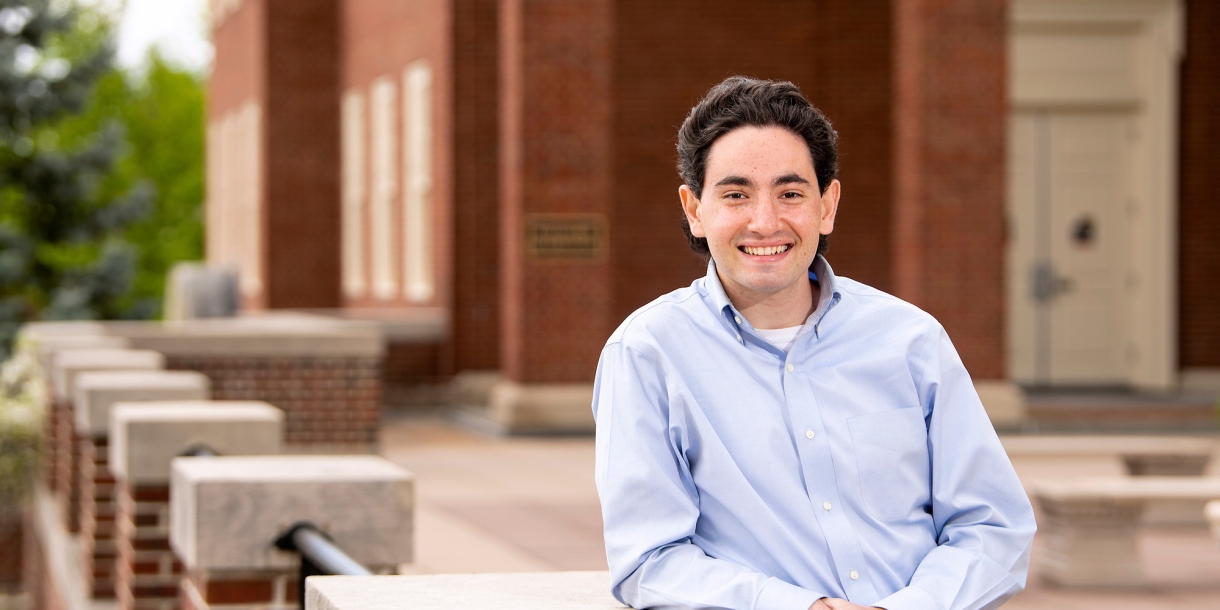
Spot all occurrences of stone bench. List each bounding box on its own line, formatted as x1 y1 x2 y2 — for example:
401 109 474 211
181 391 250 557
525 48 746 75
306 571 621 610
1001 435 1217 475
72 371 211 600
1004 435 1219 526
110 401 283 610
170 455 414 610
1030 476 1220 586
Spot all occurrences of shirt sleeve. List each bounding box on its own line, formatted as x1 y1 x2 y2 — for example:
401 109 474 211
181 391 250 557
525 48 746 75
872 328 1037 610
594 341 825 610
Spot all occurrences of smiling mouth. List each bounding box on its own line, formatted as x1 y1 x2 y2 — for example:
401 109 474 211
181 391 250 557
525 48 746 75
739 244 792 256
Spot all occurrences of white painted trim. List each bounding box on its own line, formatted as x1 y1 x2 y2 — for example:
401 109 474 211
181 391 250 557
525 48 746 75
369 76 399 301
1009 0 1183 389
341 89 368 298
402 61 435 304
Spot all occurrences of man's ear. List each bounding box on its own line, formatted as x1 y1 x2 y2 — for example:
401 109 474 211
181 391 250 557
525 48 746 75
679 184 705 237
819 179 841 235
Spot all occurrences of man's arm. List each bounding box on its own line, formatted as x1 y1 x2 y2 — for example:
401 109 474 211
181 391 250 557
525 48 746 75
595 341 825 610
871 329 1037 610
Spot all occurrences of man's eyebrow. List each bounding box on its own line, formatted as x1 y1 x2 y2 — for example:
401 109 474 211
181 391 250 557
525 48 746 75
713 175 752 188
773 173 811 187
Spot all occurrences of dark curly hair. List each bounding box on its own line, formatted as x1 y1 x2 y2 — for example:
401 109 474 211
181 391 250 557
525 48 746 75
676 76 839 260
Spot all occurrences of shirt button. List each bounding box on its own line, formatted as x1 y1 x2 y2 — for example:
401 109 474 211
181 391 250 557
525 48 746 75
734 316 741 324
823 501 832 511
735 333 742 342
850 570 859 580
805 429 815 440
786 363 794 372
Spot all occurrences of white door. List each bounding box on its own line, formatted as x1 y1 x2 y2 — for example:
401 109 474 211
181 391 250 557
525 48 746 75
1007 111 1134 386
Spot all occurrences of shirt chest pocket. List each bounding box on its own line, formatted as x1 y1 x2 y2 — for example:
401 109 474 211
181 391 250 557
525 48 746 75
847 407 932 522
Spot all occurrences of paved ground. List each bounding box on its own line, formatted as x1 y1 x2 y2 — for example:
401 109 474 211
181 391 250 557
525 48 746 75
379 412 1220 609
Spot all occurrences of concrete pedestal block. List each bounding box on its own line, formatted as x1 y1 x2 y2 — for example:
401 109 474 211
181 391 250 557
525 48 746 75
71 372 208 601
973 380 1027 429
1207 500 1220 548
1032 477 1220 587
307 572 619 610
484 381 594 434
53 349 167 404
33 334 131 378
110 402 283 610
171 456 413 610
75 371 211 439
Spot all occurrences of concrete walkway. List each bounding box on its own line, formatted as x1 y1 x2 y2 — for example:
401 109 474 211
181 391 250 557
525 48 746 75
379 413 1220 608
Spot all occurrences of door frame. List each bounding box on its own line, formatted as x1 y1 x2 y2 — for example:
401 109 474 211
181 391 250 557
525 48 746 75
1008 0 1183 389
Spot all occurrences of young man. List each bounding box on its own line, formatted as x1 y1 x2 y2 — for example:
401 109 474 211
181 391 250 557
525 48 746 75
593 77 1036 610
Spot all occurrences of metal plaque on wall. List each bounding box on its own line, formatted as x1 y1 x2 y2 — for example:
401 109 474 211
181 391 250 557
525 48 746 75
525 214 607 261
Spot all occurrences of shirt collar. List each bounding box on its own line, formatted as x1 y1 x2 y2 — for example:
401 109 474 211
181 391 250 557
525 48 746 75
703 254 842 339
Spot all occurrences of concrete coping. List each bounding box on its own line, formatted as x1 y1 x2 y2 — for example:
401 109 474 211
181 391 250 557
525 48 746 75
102 312 384 357
31 334 131 375
52 348 166 403
171 455 414 571
109 401 282 485
1001 435 1217 457
307 572 621 610
17 321 111 342
294 307 448 343
1031 476 1220 502
73 371 211 438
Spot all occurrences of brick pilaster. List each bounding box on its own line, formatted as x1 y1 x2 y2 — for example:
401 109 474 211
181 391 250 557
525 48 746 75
891 0 1007 379
116 483 183 610
179 568 298 610
79 436 118 598
498 0 615 384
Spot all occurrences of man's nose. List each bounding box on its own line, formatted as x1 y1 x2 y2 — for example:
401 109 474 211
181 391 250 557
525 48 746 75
748 196 783 234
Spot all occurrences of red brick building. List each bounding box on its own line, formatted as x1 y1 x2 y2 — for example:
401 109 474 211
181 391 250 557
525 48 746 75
205 0 1219 429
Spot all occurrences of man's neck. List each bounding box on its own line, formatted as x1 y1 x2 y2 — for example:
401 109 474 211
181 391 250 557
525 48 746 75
720 273 819 330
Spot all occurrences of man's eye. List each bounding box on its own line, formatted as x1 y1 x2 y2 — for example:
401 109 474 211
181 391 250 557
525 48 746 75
724 192 747 200
781 191 803 199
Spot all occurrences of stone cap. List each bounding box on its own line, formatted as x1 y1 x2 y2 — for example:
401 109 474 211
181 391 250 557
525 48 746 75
171 455 414 571
31 334 131 375
110 401 282 484
17 321 110 342
307 572 620 610
1002 435 1217 457
1031 476 1220 502
104 313 383 357
74 371 211 438
52 348 166 402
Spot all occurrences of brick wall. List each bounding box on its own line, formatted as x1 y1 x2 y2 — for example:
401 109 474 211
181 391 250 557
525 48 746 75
1178 0 1220 369
78 437 118 598
166 356 381 448
611 0 894 329
264 0 342 309
0 505 20 591
340 0 454 312
179 569 297 610
115 483 183 610
451 0 501 374
892 0 1007 379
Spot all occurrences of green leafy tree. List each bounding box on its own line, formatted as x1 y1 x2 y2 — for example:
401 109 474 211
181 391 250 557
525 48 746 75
0 0 164 359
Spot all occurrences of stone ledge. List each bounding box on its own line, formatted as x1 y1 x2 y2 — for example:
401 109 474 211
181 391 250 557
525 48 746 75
52 349 166 403
104 314 383 358
487 381 594 434
306 572 620 610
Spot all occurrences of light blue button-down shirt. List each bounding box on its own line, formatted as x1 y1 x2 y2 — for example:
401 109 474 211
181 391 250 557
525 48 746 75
593 256 1036 610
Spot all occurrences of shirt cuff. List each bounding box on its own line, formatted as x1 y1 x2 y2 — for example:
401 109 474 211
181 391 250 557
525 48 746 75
871 585 942 610
754 577 822 610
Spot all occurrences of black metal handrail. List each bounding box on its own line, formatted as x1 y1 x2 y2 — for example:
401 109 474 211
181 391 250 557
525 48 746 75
275 522 372 608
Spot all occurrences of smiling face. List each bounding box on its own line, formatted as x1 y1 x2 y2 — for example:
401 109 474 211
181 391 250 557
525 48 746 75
680 125 840 310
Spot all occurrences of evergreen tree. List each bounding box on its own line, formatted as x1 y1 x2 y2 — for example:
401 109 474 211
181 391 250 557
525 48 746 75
0 0 154 358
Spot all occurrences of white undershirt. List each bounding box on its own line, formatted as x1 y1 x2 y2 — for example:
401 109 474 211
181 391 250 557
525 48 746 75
754 325 803 353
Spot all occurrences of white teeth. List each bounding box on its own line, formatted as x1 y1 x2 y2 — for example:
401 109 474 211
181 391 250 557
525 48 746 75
742 245 790 256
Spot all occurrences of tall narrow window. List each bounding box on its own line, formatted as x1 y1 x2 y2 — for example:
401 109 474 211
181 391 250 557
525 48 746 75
205 121 224 265
402 60 434 303
237 100 263 298
369 76 399 300
341 90 368 298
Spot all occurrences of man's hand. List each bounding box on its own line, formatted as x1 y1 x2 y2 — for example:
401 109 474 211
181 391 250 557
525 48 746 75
810 598 885 610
